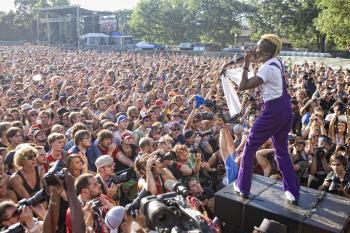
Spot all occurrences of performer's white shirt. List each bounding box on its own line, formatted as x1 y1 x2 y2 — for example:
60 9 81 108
256 57 283 102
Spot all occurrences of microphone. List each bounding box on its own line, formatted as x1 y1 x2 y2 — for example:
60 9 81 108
229 55 245 65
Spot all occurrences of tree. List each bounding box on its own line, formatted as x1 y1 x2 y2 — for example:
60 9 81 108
247 0 322 49
49 0 70 7
315 0 350 49
115 9 133 35
130 0 166 42
187 0 254 46
130 0 252 45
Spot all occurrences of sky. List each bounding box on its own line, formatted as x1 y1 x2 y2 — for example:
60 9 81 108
0 0 139 12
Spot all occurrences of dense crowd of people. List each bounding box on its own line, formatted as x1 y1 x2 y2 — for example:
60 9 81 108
0 45 349 232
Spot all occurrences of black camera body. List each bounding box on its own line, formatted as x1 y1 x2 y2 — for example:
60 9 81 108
106 168 134 188
196 112 214 121
89 199 102 210
314 147 326 158
158 151 176 163
16 189 47 215
0 223 25 233
328 176 342 194
189 145 200 154
196 129 214 138
43 160 65 186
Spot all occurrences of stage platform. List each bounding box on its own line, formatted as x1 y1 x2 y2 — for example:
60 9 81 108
214 175 350 233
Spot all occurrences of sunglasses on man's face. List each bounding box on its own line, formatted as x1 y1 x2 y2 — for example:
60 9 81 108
24 154 36 160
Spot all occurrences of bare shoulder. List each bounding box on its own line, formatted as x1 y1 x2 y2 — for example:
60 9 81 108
9 172 22 185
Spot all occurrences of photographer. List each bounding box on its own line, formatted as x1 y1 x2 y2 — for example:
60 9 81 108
95 155 119 200
308 135 332 189
184 129 214 163
319 153 350 198
0 201 42 233
185 178 215 218
65 173 115 233
135 152 176 195
168 144 201 181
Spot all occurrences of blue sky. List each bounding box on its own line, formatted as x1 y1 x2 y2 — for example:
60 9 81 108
0 0 139 12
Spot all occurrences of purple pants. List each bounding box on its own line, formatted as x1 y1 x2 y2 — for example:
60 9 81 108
236 95 300 200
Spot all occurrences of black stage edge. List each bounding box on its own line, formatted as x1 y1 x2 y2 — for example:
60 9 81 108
214 175 350 233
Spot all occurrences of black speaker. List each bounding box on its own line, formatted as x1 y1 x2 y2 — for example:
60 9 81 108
214 175 350 233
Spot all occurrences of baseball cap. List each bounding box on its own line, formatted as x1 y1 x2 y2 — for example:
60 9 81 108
184 130 195 139
169 121 181 129
155 99 164 107
105 206 125 233
232 124 244 134
117 115 128 124
95 155 114 170
121 132 133 140
21 103 31 111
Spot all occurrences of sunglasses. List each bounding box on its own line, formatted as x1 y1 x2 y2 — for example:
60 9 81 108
24 154 36 160
171 128 180 131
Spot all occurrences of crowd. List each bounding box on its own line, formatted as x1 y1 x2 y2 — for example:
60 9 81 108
0 45 349 233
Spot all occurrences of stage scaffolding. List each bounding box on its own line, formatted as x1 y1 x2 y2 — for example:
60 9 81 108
36 5 113 48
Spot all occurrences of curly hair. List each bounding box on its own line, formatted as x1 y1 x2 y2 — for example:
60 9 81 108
14 145 37 169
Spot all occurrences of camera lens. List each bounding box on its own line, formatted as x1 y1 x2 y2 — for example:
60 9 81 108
145 201 177 229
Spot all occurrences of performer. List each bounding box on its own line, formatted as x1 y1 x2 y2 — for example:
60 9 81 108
222 34 300 203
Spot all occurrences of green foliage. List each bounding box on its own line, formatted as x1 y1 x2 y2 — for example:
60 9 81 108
130 0 253 45
247 0 320 49
115 9 133 35
315 0 350 48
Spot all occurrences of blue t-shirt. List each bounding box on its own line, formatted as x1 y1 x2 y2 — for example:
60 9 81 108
225 154 239 185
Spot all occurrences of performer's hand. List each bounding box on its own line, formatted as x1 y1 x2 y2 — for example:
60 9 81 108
244 48 255 63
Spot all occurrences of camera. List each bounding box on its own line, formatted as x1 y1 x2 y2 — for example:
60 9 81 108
106 168 134 188
0 223 25 233
16 189 47 215
314 147 326 158
89 199 102 209
189 145 199 154
196 112 214 121
125 189 151 218
43 160 65 186
196 129 214 138
139 180 217 232
158 151 176 163
328 176 342 194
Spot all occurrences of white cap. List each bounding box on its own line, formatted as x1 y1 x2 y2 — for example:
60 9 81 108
105 206 125 233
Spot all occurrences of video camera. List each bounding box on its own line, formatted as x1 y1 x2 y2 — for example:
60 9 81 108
139 180 218 233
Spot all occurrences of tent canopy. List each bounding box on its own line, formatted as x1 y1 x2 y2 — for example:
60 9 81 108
135 41 155 49
79 33 110 39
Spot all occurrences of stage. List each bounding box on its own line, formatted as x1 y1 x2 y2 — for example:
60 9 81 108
214 175 350 233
